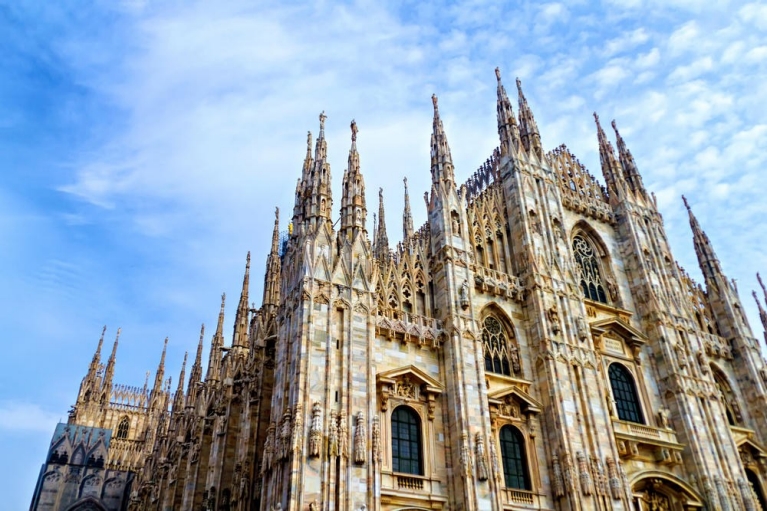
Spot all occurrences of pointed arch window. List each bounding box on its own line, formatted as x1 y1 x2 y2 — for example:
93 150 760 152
482 315 517 377
391 406 423 475
116 417 130 439
499 426 530 490
573 235 608 303
608 364 644 424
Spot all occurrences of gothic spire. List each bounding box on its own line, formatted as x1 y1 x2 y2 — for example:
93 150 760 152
403 177 414 241
339 119 367 240
759 273 767 304
232 252 250 349
293 132 314 225
187 324 204 407
150 337 169 408
173 352 187 413
101 328 120 404
611 119 647 198
752 287 767 347
308 111 333 224
516 78 543 159
263 208 282 309
594 113 625 200
88 325 107 378
430 94 455 185
495 68 521 156
683 196 724 283
207 294 225 382
373 188 390 261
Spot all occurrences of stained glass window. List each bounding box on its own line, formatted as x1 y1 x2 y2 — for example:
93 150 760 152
573 235 608 303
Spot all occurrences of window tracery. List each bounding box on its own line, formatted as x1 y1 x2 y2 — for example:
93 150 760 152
117 417 130 439
573 235 608 303
482 315 519 377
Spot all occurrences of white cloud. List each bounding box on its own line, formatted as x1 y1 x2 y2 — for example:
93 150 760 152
0 402 61 434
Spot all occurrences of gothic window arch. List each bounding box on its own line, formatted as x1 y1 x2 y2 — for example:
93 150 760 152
481 314 519 377
116 417 130 439
572 234 608 303
391 406 423 475
499 426 530 490
712 366 742 426
608 363 644 424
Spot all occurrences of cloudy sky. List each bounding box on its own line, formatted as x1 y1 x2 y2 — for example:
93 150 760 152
3 0 767 506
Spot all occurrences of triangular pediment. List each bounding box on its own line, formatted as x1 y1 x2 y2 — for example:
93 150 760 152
590 317 647 345
488 385 543 414
376 365 443 394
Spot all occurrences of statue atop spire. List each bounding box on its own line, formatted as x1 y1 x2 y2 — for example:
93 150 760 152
207 293 226 382
594 112 625 201
495 67 521 157
683 196 724 284
263 209 282 309
373 188 390 261
516 78 543 159
403 177 414 241
611 119 647 199
339 120 367 241
233 252 251 349
430 94 455 186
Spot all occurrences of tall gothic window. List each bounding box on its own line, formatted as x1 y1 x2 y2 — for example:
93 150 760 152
116 417 130 439
391 406 423 475
573 235 608 303
482 316 516 377
500 426 530 490
609 364 644 424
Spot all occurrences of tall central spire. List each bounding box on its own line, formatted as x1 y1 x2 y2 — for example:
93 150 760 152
612 120 647 198
310 111 333 224
430 94 455 185
495 68 521 156
207 294 226 382
402 177 414 241
339 119 367 241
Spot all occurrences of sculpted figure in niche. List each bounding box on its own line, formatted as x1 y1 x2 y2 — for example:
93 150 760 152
547 304 561 334
657 408 671 429
396 376 416 399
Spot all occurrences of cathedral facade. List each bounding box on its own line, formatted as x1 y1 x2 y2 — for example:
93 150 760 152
34 69 767 511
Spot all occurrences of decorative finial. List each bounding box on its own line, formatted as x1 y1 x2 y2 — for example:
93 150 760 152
516 77 523 94
350 119 358 142
319 111 327 130
611 119 618 132
220 293 226 312
431 94 438 111
495 67 501 82
101 325 107 338
593 112 600 124
682 195 690 211
403 177 408 189
758 272 766 294
246 251 251 266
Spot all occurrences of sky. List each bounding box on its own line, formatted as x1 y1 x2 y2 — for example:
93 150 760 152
2 0 767 507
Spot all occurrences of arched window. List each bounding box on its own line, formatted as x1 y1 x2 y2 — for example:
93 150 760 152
482 315 517 377
712 367 741 426
609 364 644 424
116 417 130 439
499 426 530 490
391 406 423 475
572 235 608 303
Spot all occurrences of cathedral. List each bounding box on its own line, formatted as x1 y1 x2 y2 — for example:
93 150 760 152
31 69 767 511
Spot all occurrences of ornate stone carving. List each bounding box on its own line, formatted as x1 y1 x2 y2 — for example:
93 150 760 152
328 412 338 458
279 410 292 460
552 454 565 498
292 404 303 454
475 433 489 481
605 456 621 500
353 412 366 465
372 416 381 465
577 451 592 496
308 402 322 458
548 304 561 334
460 431 472 479
576 317 589 341
459 280 470 310
395 376 416 399
338 412 349 460
657 407 671 429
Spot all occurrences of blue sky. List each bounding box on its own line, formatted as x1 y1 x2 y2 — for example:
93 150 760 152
3 0 767 507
